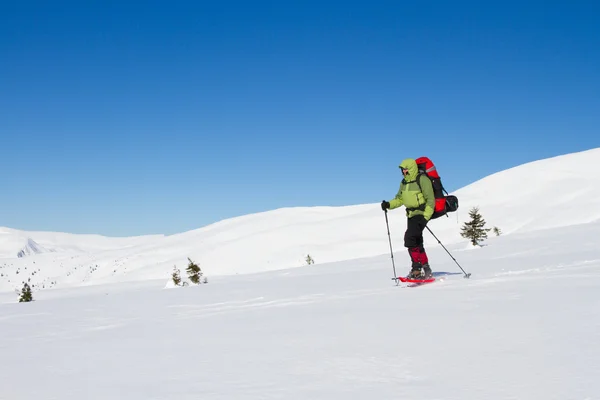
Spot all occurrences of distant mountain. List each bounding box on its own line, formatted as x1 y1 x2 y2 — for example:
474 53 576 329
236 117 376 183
17 238 54 258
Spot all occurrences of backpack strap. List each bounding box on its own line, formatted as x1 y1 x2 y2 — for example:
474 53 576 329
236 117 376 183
418 171 450 196
416 172 424 192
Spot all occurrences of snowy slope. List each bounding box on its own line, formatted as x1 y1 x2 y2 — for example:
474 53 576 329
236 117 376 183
16 238 54 258
1 147 599 294
1 219 599 399
0 226 162 257
0 230 54 258
441 146 600 236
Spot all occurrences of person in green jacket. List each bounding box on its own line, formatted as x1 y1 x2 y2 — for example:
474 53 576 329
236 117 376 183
381 158 435 279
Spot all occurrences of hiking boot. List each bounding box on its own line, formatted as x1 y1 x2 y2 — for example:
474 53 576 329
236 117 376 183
409 267 424 279
422 264 433 278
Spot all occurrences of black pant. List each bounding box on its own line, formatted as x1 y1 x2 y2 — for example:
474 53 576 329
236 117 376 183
404 215 427 249
404 215 429 267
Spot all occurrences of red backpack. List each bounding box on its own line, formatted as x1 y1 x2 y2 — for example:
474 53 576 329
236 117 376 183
415 157 459 219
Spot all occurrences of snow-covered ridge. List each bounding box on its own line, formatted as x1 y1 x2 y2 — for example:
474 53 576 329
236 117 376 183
17 238 54 258
1 147 599 293
0 230 54 259
0 226 163 258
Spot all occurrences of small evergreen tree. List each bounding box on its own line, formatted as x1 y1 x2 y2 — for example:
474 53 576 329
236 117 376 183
493 226 502 236
19 283 33 302
186 257 203 285
460 207 491 246
305 254 314 265
171 265 182 286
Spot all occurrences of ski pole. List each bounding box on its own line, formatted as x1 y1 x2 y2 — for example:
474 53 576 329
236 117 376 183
425 226 471 278
383 209 399 282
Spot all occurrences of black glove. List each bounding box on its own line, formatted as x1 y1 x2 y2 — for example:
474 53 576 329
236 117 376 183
381 200 390 211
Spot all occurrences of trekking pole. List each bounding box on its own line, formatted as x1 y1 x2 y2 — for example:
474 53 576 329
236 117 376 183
383 209 399 283
425 226 471 278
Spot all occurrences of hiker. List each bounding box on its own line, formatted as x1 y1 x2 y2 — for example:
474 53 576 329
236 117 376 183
381 158 435 279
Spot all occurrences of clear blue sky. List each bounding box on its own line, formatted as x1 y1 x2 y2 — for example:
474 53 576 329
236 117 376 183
1 0 599 236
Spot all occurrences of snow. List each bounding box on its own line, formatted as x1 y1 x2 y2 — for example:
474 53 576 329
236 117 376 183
1 221 599 399
2 147 600 294
1 147 600 399
0 231 53 259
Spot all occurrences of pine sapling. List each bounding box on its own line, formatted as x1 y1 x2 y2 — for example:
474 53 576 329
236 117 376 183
460 206 491 246
186 257 203 285
19 283 33 303
171 265 182 286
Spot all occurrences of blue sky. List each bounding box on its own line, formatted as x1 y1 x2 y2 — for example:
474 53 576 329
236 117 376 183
1 0 599 236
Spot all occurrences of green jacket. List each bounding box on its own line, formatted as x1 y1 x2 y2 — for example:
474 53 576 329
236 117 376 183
388 158 435 220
